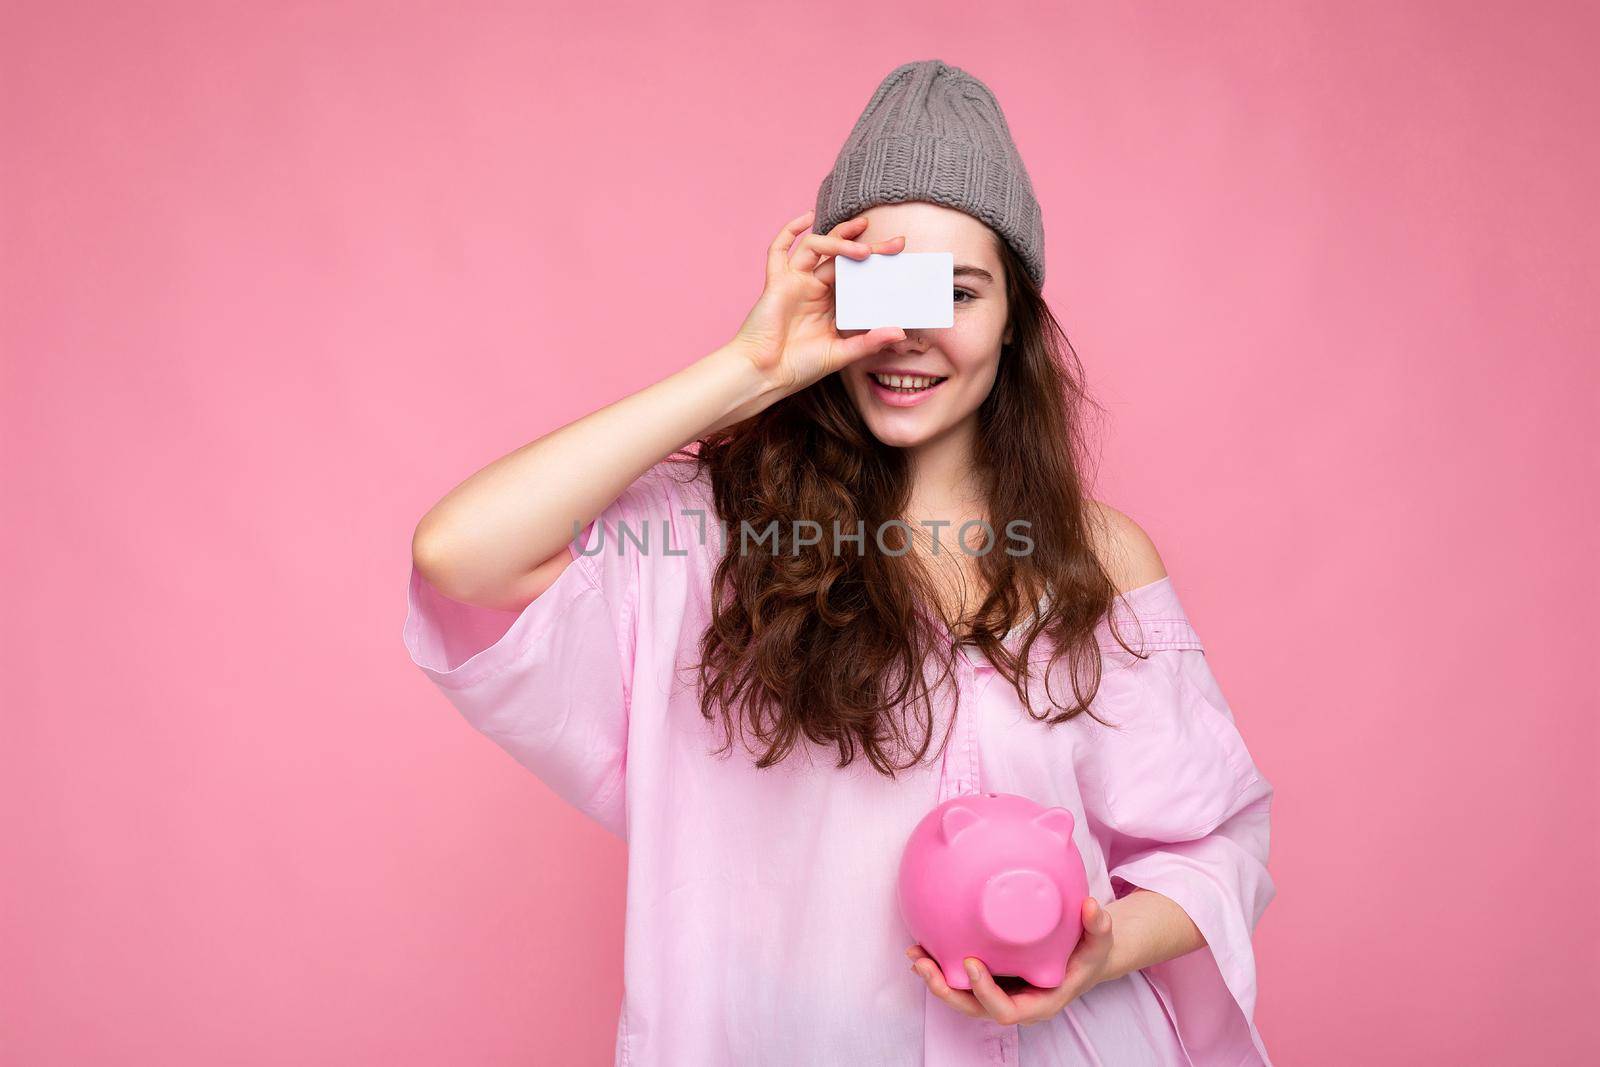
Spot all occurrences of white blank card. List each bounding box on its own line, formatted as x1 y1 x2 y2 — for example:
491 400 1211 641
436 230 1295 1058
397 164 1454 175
834 252 954 330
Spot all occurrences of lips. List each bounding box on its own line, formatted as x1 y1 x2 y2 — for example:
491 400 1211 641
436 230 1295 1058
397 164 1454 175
866 371 948 407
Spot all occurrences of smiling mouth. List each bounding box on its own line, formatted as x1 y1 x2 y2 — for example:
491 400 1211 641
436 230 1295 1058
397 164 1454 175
868 372 949 394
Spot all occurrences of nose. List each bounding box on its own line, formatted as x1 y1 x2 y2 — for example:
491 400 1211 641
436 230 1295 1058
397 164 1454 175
884 332 931 356
979 869 1063 945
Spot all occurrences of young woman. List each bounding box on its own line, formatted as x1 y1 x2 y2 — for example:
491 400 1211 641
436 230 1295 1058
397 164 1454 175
405 61 1273 1067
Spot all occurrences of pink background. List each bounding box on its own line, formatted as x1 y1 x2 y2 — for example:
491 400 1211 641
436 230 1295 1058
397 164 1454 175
4 2 1595 1063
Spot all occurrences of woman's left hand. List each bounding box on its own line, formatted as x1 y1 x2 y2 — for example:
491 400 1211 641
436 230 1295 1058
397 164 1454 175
906 896 1116 1026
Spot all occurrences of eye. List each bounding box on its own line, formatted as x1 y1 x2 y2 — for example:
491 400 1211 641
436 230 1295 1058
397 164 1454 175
954 288 976 304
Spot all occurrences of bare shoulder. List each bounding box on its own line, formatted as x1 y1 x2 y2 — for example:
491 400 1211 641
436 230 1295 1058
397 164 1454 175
1084 500 1170 594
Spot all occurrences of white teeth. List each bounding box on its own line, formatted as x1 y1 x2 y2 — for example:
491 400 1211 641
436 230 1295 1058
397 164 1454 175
870 373 945 390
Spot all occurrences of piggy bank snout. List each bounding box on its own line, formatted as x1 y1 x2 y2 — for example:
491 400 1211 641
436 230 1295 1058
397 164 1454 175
979 868 1063 945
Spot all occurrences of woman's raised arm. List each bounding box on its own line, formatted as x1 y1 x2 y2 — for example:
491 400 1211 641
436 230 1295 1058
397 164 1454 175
411 209 909 611
411 342 775 611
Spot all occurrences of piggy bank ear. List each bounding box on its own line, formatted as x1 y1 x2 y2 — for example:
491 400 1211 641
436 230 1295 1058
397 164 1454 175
1032 807 1076 845
940 804 982 845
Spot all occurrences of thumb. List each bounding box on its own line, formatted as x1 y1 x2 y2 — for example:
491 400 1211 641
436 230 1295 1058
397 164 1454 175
1084 897 1113 938
833 327 905 363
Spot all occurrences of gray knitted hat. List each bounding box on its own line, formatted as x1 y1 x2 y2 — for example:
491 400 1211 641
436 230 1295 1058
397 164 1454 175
814 59 1046 288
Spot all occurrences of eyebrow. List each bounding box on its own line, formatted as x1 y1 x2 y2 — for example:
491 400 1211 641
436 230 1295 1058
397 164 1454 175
954 265 996 284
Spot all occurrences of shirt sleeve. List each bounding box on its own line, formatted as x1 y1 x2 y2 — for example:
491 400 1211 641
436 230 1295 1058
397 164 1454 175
1078 617 1276 1067
401 460 687 840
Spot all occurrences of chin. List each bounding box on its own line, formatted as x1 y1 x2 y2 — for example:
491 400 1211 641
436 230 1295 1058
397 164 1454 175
846 369 986 450
857 410 951 449
842 379 916 440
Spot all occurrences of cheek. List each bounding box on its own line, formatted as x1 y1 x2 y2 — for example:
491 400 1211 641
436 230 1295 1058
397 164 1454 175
951 362 1000 409
943 337 1002 384
943 334 1003 408
945 311 1005 372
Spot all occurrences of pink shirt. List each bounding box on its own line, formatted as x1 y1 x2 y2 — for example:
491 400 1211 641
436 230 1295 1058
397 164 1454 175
404 457 1275 1066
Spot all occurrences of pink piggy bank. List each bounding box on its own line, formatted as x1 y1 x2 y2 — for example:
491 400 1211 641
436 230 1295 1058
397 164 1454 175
898 791 1089 991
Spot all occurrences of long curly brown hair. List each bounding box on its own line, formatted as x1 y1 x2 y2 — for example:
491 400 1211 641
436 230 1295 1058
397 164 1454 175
671 235 1141 778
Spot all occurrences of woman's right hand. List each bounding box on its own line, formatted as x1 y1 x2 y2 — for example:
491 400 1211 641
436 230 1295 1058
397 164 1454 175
727 209 909 399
